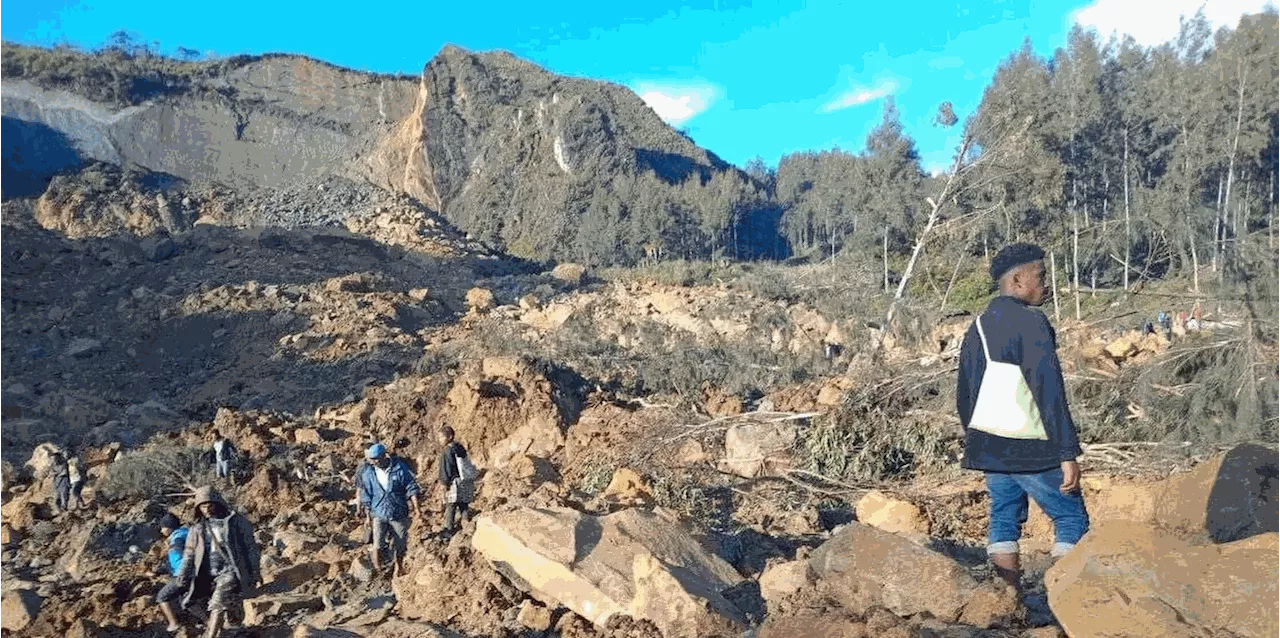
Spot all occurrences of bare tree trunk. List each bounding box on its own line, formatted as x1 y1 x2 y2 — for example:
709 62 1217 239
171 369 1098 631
1271 170 1276 250
1221 61 1248 282
882 227 889 293
939 250 965 313
1073 205 1082 320
1213 176 1223 272
885 199 942 334
1050 252 1061 321
1190 232 1200 294
1122 128 1131 291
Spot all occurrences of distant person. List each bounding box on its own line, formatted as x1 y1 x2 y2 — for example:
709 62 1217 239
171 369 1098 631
163 486 260 638
154 512 190 632
49 451 72 513
436 426 476 535
207 430 238 485
956 243 1089 591
68 453 87 510
356 443 422 576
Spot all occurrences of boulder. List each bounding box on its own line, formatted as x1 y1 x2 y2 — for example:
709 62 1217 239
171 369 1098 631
855 491 929 536
471 507 746 637
1 589 42 631
64 338 103 358
551 262 587 285
1046 521 1278 638
244 593 326 626
602 468 652 503
273 530 324 561
266 561 329 592
674 440 709 467
465 287 496 313
1153 443 1277 543
517 600 554 631
757 614 868 638
807 521 982 622
1 523 18 547
757 559 810 605
720 421 796 479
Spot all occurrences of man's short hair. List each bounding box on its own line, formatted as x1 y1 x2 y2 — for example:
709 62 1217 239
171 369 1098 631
990 243 1046 282
440 425 455 440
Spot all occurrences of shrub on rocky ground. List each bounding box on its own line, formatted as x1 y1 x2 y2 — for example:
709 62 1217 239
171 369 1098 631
96 444 213 501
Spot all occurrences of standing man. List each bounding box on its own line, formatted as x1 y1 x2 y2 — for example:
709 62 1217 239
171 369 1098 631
208 430 237 486
437 426 475 535
956 243 1089 590
356 443 422 576
166 486 260 638
67 452 87 510
49 451 72 513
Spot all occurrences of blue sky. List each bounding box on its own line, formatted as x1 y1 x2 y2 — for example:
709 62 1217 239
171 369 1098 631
2 0 1270 172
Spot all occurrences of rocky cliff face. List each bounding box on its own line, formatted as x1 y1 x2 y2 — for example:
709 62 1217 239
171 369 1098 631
3 44 771 263
2 50 419 195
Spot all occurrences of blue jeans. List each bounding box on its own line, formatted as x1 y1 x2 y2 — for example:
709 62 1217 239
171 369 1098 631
985 467 1089 557
216 459 232 478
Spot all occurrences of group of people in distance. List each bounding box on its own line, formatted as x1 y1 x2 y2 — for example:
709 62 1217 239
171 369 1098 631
151 426 474 637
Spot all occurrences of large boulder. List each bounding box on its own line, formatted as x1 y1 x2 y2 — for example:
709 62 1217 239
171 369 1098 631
807 521 983 622
1153 443 1277 543
1046 521 1278 638
719 421 796 479
471 506 747 637
1 590 42 631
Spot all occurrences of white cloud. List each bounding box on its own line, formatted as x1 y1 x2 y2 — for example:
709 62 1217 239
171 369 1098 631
634 82 719 125
820 78 899 113
1071 0 1273 47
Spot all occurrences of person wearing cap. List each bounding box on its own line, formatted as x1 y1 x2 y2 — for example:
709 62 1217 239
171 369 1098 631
165 486 261 638
356 442 422 576
154 512 190 632
955 242 1088 591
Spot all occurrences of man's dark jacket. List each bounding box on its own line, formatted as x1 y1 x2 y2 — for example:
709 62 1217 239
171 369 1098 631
956 295 1082 473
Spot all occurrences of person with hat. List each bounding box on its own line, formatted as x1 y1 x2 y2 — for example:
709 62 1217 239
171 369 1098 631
356 442 422 576
153 512 190 632
163 486 261 638
955 242 1089 591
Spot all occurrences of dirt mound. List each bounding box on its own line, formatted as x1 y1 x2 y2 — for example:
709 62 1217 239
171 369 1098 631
34 162 194 239
440 356 582 471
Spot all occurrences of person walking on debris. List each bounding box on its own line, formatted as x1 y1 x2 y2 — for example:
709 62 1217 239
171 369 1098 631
49 451 72 513
155 512 190 632
356 442 422 576
68 452 87 510
207 430 238 485
160 486 261 638
437 426 476 535
956 243 1089 591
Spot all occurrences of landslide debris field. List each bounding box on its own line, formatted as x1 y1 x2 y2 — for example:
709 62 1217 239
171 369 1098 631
1 40 1278 638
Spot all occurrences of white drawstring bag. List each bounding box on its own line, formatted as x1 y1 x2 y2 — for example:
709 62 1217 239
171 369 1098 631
969 316 1048 440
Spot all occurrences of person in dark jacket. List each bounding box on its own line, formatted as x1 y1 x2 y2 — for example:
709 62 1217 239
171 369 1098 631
160 486 261 638
437 426 475 534
956 243 1089 590
48 451 72 513
356 443 422 576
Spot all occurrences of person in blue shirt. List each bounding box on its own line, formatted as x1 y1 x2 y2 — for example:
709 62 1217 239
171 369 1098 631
155 512 189 632
956 243 1089 591
356 442 422 576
